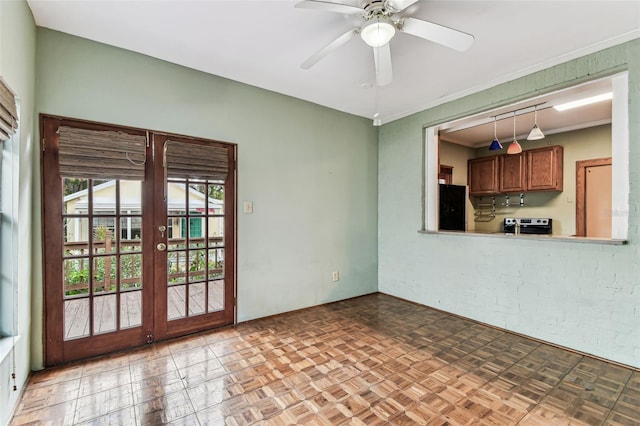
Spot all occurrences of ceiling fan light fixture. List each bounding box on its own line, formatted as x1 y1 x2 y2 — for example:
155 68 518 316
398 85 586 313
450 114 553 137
361 17 396 47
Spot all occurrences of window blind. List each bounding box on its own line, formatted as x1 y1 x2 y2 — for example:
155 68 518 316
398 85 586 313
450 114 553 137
58 126 147 180
0 77 18 141
164 140 229 181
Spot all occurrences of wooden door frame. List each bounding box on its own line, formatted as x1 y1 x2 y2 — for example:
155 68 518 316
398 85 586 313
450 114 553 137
41 114 237 366
575 157 611 237
438 165 453 184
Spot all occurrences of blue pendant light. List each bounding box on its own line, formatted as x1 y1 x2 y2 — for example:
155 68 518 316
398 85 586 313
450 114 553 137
488 117 502 151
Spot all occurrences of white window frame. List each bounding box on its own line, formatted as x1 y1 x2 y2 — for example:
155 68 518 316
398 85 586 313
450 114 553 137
0 98 19 362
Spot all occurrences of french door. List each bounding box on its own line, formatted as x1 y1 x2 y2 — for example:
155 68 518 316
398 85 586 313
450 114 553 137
41 116 236 366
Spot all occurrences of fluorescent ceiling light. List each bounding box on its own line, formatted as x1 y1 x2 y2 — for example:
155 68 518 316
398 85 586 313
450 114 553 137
553 92 612 111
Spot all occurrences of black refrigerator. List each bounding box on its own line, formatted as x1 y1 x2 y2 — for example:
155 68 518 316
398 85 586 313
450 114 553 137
439 184 466 231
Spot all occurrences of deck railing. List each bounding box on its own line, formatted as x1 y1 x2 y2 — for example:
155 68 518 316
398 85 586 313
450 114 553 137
63 235 224 294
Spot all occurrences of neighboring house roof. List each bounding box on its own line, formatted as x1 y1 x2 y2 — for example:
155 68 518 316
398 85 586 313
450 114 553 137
64 179 223 211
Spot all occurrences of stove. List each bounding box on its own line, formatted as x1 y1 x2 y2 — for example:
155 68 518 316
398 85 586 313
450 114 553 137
504 218 552 235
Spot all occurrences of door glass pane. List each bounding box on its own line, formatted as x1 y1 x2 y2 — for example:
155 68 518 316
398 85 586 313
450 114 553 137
208 280 224 313
93 217 117 254
93 256 117 293
188 218 205 248
208 217 224 247
119 180 142 215
120 291 142 329
168 285 186 320
91 179 115 214
208 249 224 280
208 184 224 206
63 217 89 255
167 217 186 250
189 283 206 316
93 294 117 334
189 249 206 283
120 216 142 252
188 183 206 216
64 298 90 340
62 177 89 214
168 251 186 285
121 254 142 290
63 258 89 297
208 184 224 247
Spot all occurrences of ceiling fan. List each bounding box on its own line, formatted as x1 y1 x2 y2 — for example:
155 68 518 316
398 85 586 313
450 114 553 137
296 0 474 86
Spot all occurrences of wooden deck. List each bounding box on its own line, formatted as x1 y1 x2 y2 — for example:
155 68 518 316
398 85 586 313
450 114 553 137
64 280 224 340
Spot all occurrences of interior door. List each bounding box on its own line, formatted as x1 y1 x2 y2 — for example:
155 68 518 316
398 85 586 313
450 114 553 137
576 157 612 238
42 116 236 365
585 164 612 238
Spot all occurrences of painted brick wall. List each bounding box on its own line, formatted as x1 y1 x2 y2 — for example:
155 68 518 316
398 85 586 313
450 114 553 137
378 40 640 367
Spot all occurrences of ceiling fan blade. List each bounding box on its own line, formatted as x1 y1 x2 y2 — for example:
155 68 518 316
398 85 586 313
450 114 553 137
374 43 393 87
401 17 474 52
295 0 364 15
301 29 358 69
386 0 420 12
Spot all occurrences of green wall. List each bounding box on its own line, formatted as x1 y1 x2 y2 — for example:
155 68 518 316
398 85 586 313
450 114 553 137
0 1 36 424
34 28 379 369
379 39 640 367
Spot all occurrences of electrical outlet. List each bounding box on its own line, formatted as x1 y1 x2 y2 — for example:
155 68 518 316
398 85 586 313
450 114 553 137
332 271 339 282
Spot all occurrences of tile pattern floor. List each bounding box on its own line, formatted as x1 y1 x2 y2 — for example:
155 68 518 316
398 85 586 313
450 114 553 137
10 293 640 425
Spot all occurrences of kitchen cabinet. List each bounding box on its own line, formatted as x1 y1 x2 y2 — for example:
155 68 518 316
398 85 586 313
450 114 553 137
526 145 563 191
468 156 499 195
467 145 563 195
499 153 526 193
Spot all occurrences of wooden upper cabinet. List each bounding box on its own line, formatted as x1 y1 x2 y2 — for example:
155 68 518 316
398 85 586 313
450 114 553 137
468 156 499 195
526 145 563 191
467 145 563 196
499 153 526 193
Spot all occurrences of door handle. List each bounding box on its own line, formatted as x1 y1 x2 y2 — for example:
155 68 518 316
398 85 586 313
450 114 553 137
156 243 167 252
158 225 166 238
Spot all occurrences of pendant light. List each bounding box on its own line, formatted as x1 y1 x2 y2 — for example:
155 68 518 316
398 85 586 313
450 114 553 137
527 105 545 140
507 112 522 154
488 117 502 151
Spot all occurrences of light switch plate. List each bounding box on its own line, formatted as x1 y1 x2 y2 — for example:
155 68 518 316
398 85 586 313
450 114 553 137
243 201 253 214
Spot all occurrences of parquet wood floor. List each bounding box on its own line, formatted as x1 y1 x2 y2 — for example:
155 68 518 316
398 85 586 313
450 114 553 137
11 293 640 425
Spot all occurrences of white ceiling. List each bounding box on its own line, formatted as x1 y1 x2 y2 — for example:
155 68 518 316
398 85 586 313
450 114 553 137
26 0 640 125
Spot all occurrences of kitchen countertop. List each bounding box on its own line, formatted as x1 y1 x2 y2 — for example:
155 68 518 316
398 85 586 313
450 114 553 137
418 229 626 245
